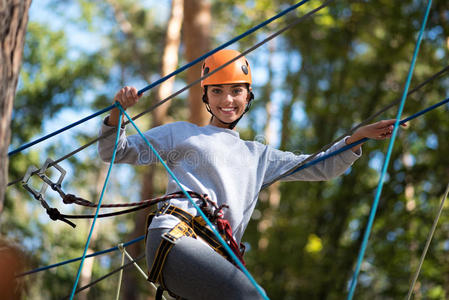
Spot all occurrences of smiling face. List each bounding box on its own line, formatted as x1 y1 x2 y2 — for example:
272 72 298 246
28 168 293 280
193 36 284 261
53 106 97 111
206 84 250 128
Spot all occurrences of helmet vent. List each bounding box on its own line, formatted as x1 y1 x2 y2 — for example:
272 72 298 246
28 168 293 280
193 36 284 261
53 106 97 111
241 65 249 75
204 67 210 75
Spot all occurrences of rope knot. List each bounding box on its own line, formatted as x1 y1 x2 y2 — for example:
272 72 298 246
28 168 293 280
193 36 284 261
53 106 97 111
63 194 77 204
46 207 76 228
46 207 61 221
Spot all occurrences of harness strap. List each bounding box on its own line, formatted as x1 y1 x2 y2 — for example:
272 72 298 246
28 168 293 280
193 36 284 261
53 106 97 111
148 221 194 300
146 199 246 299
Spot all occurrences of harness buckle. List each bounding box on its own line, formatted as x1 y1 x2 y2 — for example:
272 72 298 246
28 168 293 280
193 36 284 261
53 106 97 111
161 232 179 244
161 221 193 245
156 202 171 217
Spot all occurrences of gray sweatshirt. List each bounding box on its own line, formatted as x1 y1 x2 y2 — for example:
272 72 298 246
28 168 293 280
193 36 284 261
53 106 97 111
98 120 360 243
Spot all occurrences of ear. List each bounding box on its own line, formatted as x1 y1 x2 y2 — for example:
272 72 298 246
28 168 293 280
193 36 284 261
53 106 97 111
247 86 254 103
202 87 208 104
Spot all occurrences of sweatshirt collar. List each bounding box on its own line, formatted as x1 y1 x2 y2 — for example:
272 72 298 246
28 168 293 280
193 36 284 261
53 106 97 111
205 124 240 137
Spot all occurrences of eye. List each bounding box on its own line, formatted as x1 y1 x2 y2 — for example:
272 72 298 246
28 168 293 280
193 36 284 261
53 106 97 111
233 88 244 95
211 88 222 94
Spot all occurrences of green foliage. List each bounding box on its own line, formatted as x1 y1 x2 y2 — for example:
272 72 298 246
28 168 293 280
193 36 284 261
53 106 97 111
3 0 449 299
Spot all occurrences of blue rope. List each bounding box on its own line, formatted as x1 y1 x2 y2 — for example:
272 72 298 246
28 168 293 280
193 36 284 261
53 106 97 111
117 104 269 300
16 94 448 282
17 236 144 277
69 105 123 300
347 1 433 299
8 104 116 156
267 96 449 184
137 0 311 95
8 0 311 158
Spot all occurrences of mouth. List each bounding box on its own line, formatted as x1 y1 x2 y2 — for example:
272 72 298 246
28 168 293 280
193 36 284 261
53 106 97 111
219 107 237 114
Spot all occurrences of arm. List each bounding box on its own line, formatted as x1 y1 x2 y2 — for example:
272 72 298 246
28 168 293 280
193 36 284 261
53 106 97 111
262 119 408 184
98 86 171 164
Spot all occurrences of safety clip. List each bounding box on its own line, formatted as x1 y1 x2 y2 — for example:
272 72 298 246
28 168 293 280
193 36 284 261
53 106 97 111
21 159 75 228
37 158 67 198
22 165 47 202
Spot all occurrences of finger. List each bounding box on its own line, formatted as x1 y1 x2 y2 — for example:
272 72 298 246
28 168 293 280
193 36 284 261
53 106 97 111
379 119 397 127
130 87 140 99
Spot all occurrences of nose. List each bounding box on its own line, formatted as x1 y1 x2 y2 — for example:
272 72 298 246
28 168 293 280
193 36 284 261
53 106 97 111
224 92 234 102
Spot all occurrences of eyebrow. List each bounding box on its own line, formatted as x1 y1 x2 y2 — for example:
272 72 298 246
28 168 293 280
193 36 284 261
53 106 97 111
210 84 245 88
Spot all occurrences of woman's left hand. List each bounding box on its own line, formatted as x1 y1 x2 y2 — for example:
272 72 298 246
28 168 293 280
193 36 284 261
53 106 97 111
346 119 408 152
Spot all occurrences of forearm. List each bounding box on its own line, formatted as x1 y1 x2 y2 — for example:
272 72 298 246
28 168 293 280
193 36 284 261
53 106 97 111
106 107 122 127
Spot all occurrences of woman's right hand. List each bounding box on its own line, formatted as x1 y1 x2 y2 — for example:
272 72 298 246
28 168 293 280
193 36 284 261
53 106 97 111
107 86 142 126
114 86 141 109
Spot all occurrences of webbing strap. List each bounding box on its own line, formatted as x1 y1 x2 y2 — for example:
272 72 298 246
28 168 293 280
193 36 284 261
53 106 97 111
148 221 196 285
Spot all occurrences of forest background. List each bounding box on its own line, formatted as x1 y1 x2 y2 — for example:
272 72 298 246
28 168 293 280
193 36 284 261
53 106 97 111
1 0 449 299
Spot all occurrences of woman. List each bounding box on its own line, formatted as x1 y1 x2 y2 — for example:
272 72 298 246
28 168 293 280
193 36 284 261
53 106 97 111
99 49 399 299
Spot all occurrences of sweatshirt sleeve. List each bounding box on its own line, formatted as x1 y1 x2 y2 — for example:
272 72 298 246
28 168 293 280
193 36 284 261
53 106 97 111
97 117 173 165
262 137 361 185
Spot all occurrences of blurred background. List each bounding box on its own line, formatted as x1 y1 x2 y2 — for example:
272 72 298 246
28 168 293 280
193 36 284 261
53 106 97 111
2 0 449 299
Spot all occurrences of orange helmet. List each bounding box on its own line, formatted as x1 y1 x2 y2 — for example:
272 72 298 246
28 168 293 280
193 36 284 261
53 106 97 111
201 49 252 87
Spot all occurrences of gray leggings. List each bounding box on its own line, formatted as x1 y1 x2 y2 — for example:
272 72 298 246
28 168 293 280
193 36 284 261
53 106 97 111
146 228 264 300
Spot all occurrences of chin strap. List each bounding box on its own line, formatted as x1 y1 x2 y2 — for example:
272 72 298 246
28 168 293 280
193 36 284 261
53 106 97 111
202 90 254 130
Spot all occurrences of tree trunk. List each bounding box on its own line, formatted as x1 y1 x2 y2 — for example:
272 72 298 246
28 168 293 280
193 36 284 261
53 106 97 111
183 0 211 126
0 0 31 215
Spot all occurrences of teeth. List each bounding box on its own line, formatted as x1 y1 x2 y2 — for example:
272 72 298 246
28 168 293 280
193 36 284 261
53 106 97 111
221 108 234 112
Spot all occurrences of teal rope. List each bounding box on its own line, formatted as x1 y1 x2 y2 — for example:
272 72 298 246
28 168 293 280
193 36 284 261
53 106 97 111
117 104 269 300
69 105 123 300
346 0 433 299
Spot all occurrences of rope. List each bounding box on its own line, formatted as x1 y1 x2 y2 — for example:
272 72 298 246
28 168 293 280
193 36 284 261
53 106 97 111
117 244 149 279
115 244 125 300
8 61 448 189
7 0 334 188
8 105 116 157
69 107 123 300
62 191 205 208
61 253 145 300
406 181 449 300
118 104 269 299
261 64 449 189
17 236 144 277
116 246 168 300
37 93 448 226
347 1 433 298
269 96 449 180
60 204 152 219
8 0 314 159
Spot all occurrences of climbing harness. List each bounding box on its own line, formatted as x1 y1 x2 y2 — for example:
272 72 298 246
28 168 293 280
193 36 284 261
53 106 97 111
146 193 245 299
117 105 265 297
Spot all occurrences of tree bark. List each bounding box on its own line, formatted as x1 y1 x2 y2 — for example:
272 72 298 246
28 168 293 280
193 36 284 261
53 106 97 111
0 0 32 214
183 0 211 126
